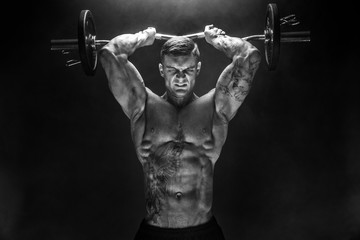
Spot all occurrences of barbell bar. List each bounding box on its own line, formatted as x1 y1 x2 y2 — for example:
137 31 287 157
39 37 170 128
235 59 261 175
51 3 310 75
182 31 310 42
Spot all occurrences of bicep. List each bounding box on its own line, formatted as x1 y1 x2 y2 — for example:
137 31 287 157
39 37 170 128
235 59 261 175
214 49 261 121
99 47 146 119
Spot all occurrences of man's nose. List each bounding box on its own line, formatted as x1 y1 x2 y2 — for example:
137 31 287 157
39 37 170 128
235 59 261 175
176 71 186 79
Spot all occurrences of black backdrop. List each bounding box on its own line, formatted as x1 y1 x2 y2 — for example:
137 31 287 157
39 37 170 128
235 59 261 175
0 0 358 239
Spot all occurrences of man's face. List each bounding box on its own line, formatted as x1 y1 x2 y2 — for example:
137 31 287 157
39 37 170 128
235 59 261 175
159 55 201 99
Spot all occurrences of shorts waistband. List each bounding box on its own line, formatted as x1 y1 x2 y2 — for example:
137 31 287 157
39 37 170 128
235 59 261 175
139 216 219 234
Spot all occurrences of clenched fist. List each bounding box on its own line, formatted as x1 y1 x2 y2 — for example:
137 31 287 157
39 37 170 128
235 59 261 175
204 24 226 44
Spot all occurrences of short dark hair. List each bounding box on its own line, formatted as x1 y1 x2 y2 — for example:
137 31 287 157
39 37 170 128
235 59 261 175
160 37 200 63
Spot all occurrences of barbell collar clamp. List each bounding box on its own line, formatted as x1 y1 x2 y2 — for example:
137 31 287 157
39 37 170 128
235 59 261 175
51 39 79 51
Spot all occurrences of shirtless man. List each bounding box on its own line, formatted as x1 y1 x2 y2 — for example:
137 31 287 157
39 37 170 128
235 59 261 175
99 25 261 240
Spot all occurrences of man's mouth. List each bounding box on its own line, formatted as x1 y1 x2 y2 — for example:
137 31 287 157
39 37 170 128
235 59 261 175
174 85 188 93
174 84 188 88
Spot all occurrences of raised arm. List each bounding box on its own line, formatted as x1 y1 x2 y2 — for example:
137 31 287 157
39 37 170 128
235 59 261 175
204 25 261 122
98 27 156 119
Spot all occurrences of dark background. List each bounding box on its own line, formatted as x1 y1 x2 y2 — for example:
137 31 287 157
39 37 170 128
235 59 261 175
0 0 358 239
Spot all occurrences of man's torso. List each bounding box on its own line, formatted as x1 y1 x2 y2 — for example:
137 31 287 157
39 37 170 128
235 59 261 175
131 88 228 228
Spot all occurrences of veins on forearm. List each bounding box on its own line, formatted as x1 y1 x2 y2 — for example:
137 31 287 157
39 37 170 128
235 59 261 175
106 32 146 57
213 36 244 59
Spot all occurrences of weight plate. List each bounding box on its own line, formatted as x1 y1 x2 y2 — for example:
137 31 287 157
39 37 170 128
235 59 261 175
264 3 280 71
78 10 97 76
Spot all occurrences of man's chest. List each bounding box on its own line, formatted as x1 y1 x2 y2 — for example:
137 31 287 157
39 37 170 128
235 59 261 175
143 98 214 146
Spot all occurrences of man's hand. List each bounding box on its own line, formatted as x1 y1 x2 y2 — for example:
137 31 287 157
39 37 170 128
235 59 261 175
138 27 156 47
204 25 226 45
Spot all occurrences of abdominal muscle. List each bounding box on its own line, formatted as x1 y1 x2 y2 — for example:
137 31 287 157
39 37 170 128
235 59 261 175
142 141 214 228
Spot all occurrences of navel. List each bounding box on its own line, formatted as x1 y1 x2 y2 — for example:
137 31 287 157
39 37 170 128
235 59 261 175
175 192 183 200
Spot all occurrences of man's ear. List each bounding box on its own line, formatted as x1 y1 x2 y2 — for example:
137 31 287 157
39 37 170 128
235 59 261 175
159 63 164 77
196 61 202 76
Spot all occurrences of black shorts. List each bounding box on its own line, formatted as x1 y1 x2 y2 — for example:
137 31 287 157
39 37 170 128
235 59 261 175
133 216 225 240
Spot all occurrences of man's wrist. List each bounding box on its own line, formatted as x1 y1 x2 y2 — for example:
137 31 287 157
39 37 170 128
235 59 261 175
136 27 156 47
134 31 148 47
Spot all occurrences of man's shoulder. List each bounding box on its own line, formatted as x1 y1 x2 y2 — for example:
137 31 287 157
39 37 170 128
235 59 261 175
145 88 165 103
144 88 173 111
191 88 216 105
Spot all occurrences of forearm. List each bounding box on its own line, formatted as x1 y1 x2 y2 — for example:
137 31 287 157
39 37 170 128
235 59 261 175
215 52 260 102
213 36 261 87
97 27 155 90
205 25 261 120
101 30 150 58
214 36 261 113
209 35 248 60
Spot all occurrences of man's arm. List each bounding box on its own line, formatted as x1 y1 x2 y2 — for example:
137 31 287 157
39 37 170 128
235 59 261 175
98 27 156 119
205 25 261 122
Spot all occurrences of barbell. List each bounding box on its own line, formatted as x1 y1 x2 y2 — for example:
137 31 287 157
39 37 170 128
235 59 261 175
51 3 310 76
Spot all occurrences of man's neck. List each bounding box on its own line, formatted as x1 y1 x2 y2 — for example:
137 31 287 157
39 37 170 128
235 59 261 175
163 91 197 108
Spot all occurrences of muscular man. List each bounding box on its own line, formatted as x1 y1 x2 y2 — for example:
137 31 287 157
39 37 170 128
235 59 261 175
99 25 261 240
